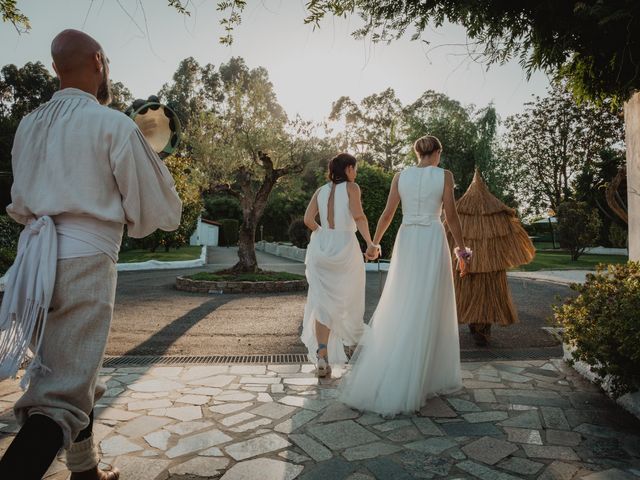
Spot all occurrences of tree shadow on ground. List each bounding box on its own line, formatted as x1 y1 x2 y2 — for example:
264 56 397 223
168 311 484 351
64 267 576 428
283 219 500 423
121 297 232 357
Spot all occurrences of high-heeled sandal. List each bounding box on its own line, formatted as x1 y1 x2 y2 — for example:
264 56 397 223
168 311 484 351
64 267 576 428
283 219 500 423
316 343 331 377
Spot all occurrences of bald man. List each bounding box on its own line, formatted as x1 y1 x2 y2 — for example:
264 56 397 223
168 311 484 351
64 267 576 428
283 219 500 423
0 30 182 479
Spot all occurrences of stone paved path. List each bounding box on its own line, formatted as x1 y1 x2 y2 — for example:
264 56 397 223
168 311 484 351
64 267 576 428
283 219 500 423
1 359 639 479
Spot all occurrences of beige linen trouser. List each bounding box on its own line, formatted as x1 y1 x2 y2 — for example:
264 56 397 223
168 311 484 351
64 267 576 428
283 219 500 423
14 254 116 471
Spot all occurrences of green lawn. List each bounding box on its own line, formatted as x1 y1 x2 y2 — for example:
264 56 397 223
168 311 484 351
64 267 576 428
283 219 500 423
513 251 628 271
118 246 202 263
188 271 305 282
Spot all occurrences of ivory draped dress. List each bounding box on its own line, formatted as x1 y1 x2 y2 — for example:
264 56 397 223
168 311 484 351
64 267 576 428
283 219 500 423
301 182 366 366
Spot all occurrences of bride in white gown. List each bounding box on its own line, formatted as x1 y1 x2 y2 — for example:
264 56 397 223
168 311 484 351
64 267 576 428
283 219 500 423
339 135 468 416
301 153 376 377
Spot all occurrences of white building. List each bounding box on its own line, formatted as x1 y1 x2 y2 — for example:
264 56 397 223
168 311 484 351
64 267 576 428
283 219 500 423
189 217 221 247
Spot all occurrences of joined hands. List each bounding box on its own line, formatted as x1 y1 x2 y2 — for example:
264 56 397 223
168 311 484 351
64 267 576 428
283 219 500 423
365 243 382 261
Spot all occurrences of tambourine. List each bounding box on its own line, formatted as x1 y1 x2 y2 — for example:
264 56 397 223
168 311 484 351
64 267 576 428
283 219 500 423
125 95 181 158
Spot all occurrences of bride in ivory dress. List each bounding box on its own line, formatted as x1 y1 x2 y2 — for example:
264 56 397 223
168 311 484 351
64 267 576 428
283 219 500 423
301 153 376 377
339 135 469 416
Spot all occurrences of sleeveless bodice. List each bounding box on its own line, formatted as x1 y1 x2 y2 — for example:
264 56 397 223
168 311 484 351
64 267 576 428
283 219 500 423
317 182 357 232
398 166 444 225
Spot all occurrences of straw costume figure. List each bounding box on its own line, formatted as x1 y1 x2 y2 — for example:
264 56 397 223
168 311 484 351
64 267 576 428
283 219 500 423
447 170 535 346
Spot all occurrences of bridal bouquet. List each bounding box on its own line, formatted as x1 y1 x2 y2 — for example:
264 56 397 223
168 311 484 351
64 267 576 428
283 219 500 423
454 247 473 278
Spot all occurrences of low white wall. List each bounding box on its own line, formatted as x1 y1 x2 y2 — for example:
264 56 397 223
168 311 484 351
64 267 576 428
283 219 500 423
584 246 628 255
256 241 390 271
256 241 306 262
0 245 208 290
116 245 207 272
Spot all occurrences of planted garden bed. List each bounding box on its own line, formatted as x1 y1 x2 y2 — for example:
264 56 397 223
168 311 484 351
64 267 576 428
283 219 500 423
176 270 307 294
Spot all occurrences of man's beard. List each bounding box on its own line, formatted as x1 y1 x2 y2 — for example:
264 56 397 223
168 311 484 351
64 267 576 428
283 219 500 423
96 62 112 105
97 77 112 106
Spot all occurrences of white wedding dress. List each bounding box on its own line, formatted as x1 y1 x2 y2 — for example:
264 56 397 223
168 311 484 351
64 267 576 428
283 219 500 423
339 166 462 416
301 182 366 366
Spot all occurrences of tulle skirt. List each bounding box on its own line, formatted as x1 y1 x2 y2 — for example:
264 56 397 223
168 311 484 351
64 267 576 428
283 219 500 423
339 222 462 416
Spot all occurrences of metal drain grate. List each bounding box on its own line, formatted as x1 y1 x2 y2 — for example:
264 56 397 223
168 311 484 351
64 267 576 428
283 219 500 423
103 347 562 367
103 353 311 367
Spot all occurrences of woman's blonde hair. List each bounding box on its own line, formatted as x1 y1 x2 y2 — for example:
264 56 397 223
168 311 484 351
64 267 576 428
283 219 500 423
413 135 442 158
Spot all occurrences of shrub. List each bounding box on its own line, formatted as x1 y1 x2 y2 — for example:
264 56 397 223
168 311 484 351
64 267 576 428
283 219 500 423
125 155 204 252
0 247 16 276
288 218 310 248
203 195 242 222
523 223 537 236
556 201 602 260
523 222 554 243
262 187 308 241
0 215 21 249
356 163 401 258
554 262 640 397
220 219 239 246
0 215 21 275
609 223 628 249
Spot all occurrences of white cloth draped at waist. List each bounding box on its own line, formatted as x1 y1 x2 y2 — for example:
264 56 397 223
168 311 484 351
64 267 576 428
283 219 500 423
402 214 442 226
55 213 123 263
0 216 57 385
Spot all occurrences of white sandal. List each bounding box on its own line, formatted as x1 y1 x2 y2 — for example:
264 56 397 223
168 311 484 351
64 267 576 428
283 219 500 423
316 344 331 377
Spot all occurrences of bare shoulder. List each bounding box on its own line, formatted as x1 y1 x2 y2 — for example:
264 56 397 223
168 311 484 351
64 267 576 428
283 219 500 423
443 169 455 184
347 182 361 194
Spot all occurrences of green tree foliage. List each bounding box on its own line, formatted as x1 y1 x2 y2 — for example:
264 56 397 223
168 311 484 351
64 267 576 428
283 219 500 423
575 149 627 246
555 262 640 397
405 91 502 197
302 0 640 106
0 62 57 119
189 57 313 272
129 154 205 252
502 82 624 214
109 81 134 112
330 88 406 171
0 116 18 210
0 62 57 209
330 88 506 203
187 1 639 105
0 214 22 274
261 141 335 242
0 0 29 32
288 218 309 248
356 163 401 258
261 185 309 242
220 218 239 246
158 57 223 128
203 195 242 222
556 200 602 261
609 223 628 249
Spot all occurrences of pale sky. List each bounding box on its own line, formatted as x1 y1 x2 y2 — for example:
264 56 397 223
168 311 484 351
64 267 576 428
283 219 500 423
0 0 552 123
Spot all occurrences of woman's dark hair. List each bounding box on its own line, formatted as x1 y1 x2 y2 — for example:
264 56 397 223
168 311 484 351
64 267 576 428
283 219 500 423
328 152 357 184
